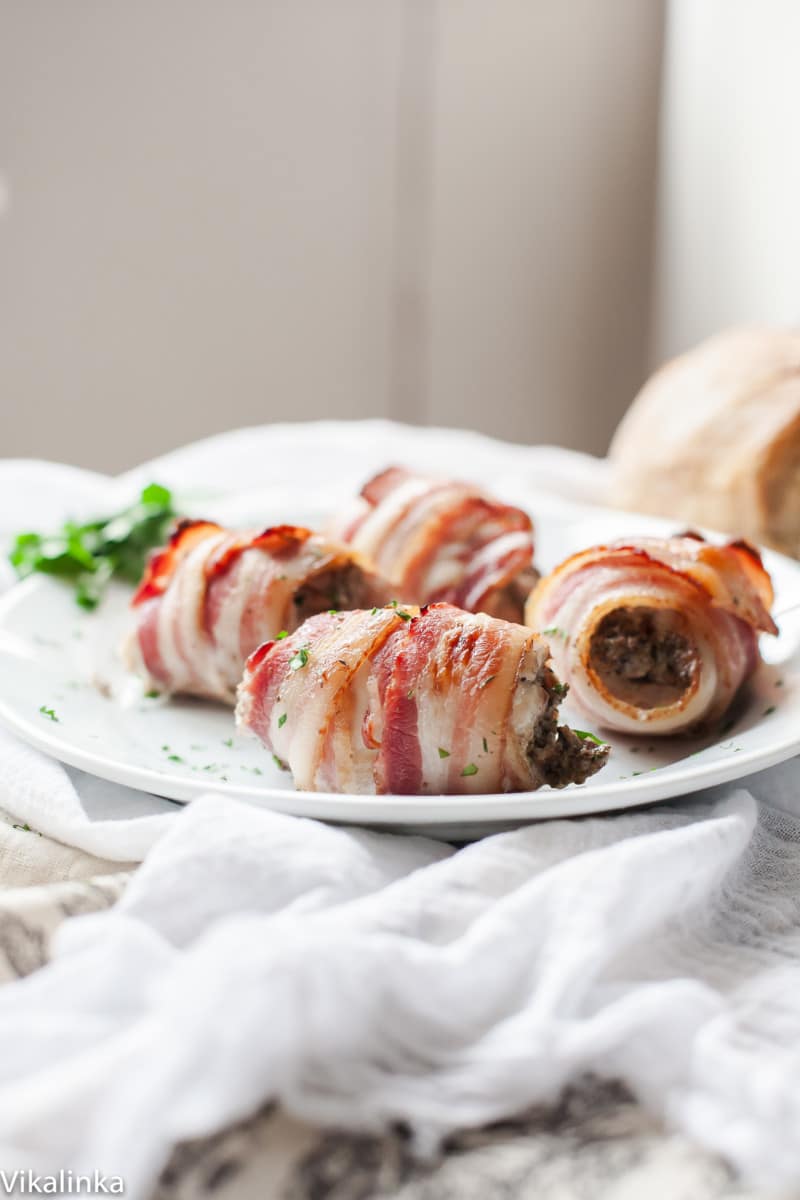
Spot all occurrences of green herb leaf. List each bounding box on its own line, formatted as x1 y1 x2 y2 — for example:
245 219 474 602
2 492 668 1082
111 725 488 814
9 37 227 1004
222 737 234 748
289 646 310 671
278 712 287 728
38 705 59 722
551 681 568 698
276 630 289 640
438 747 450 759
574 730 605 745
272 753 288 771
10 483 176 609
461 763 478 777
542 626 565 638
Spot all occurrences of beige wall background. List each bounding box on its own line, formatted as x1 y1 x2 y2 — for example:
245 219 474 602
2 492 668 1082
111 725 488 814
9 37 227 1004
0 1 664 472
652 0 800 364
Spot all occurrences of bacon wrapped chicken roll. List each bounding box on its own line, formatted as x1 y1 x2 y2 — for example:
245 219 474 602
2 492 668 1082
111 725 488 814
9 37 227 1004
525 534 777 736
236 602 609 794
125 521 391 702
329 467 538 621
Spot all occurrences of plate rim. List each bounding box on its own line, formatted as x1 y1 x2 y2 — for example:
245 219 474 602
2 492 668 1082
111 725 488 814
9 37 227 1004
1 559 799 824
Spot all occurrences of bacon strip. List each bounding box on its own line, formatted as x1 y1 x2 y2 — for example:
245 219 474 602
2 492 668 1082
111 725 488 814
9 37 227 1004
236 603 609 795
124 521 391 702
525 534 777 736
328 467 538 621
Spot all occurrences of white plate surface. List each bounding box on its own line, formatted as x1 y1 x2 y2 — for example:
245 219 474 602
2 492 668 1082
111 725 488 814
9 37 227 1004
1 494 799 836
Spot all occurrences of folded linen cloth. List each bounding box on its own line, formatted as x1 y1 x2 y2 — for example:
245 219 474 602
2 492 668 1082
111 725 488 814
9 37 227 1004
2 423 800 1196
2 784 800 1198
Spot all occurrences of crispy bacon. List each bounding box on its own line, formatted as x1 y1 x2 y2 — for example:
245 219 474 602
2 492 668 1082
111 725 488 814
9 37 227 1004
236 603 609 795
525 534 777 736
125 521 391 702
328 467 538 621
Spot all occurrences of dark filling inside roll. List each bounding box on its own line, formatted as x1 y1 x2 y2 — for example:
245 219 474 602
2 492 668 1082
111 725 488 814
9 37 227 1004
292 562 390 621
487 565 542 623
589 606 698 710
527 663 610 788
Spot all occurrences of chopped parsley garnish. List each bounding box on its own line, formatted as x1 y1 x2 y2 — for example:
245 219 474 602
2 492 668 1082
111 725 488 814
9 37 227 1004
10 483 176 610
328 608 338 615
289 646 310 671
38 705 59 722
13 822 40 835
395 609 413 621
144 689 161 699
574 730 605 745
276 630 289 640
167 754 183 763
551 681 568 698
438 747 450 759
222 737 234 748
542 626 565 638
272 754 288 771
370 607 379 615
278 712 287 728
461 763 478 777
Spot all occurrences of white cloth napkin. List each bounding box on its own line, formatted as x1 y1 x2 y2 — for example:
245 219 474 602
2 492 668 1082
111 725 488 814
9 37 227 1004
2 423 800 1196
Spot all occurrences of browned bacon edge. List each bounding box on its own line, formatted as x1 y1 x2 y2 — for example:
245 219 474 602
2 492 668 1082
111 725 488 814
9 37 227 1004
536 537 776 637
132 521 315 607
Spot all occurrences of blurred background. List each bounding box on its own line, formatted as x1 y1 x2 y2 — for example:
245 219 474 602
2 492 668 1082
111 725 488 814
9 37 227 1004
1 0 798 472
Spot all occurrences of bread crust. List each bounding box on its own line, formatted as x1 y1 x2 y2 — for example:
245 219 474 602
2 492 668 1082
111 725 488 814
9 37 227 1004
609 327 800 556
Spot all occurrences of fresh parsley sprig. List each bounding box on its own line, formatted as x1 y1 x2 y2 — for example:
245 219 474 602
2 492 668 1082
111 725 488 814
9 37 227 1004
9 483 176 610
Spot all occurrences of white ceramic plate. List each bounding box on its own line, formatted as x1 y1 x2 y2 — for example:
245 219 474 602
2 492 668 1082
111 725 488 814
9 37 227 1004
1 494 799 837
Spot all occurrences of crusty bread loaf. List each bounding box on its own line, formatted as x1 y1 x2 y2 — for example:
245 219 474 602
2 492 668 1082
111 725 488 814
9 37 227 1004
609 326 800 557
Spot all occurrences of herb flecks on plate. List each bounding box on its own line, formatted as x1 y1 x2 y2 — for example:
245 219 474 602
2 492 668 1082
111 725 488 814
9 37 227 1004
10 483 176 610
